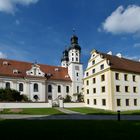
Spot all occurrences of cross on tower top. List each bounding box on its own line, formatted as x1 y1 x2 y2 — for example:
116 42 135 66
72 28 76 34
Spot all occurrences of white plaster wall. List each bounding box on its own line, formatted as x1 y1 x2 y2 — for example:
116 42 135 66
0 102 52 109
47 80 72 101
84 71 111 110
64 103 85 108
68 63 83 101
112 71 140 111
0 77 46 102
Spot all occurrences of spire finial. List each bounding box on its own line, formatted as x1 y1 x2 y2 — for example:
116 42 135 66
34 59 37 64
72 28 76 34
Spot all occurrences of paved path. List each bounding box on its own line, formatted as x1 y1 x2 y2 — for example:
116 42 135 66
1 114 140 120
55 107 84 114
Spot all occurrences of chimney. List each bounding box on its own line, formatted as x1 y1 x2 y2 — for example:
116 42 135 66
116 53 122 58
107 51 112 55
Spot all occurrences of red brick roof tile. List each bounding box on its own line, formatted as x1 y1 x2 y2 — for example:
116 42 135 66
0 59 71 81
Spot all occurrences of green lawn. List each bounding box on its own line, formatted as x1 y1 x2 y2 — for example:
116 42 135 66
0 120 140 140
0 108 64 115
67 107 140 115
67 107 116 115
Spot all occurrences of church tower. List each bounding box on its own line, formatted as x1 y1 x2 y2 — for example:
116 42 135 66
61 34 83 101
68 34 83 101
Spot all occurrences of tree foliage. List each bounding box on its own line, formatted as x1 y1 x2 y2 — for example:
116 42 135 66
0 88 29 102
64 95 72 103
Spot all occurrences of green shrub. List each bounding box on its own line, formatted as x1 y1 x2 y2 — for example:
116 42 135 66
0 88 29 102
64 95 72 103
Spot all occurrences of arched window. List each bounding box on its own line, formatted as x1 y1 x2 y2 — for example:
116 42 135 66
34 83 38 92
19 83 23 91
6 82 10 89
48 85 52 92
66 86 69 93
58 85 61 93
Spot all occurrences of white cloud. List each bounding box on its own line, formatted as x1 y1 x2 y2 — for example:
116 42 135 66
0 51 7 58
133 43 140 48
101 5 140 34
124 55 140 61
0 0 39 14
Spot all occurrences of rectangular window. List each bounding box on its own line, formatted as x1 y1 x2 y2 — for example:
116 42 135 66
86 72 89 76
101 74 105 81
93 99 97 105
86 80 89 85
117 99 121 106
116 85 120 92
126 99 129 106
87 99 90 104
124 74 128 81
76 57 78 61
93 88 96 94
115 73 119 80
66 86 69 93
125 86 129 93
93 78 96 84
92 69 95 74
102 99 106 106
92 60 95 65
133 87 137 93
133 75 136 82
134 99 137 106
100 64 104 70
101 86 105 93
87 89 89 94
77 86 79 93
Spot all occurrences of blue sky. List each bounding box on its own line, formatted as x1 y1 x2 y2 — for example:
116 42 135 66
0 0 140 69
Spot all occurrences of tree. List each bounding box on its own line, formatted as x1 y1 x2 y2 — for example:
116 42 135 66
77 93 84 102
64 95 72 103
0 88 29 102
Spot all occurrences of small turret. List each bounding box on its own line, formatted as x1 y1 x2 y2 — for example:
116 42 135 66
61 49 69 68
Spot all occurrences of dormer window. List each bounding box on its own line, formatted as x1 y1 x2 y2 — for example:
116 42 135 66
3 61 8 65
13 69 19 74
26 64 44 77
55 68 59 71
65 75 69 78
46 73 52 77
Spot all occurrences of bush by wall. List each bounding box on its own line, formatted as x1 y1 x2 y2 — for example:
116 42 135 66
0 88 29 102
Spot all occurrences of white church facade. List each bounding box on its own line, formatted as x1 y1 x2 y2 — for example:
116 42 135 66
0 35 83 105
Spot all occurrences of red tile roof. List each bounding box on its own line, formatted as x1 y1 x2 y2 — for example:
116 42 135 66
0 59 71 81
100 52 140 74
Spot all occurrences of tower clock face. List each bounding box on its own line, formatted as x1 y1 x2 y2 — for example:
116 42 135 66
75 66 79 70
